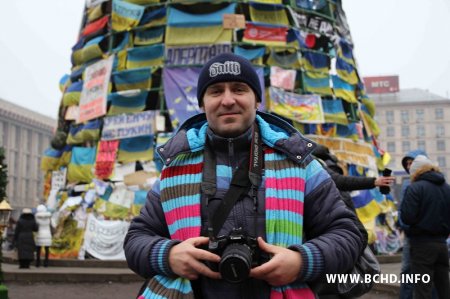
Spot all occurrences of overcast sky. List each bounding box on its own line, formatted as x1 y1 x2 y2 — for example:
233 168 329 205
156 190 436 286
0 0 449 119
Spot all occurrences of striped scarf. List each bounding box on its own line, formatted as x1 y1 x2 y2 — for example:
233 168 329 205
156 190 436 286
139 149 315 299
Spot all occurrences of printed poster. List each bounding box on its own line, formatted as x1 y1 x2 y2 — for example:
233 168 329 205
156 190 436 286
101 110 156 140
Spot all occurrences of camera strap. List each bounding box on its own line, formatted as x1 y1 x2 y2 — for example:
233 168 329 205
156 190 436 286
201 124 263 239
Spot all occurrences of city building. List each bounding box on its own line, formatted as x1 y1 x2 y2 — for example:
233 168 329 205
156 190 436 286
372 88 450 181
0 97 56 210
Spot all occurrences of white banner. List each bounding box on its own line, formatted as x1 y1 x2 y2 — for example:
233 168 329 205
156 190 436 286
78 56 114 123
51 168 67 191
101 110 156 140
83 214 129 260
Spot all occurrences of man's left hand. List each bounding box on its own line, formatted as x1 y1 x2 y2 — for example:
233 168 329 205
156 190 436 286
249 237 302 286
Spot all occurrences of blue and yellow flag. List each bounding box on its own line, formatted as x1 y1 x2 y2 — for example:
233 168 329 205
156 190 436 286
67 119 102 145
332 75 357 103
322 99 348 125
126 43 164 69
62 81 83 107
249 2 289 26
112 0 145 31
67 146 97 183
134 26 164 46
130 190 148 216
117 135 153 163
302 71 332 96
138 6 166 28
336 56 358 85
41 148 63 172
336 123 360 141
234 46 265 65
112 67 152 91
166 4 235 46
107 90 148 115
302 51 330 78
352 189 382 223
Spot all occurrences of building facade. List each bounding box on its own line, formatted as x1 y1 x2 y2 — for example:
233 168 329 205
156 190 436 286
373 88 450 180
0 98 56 210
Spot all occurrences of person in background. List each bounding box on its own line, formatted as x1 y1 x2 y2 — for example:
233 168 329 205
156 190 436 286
400 155 450 299
35 204 53 267
13 208 38 269
124 53 363 298
398 149 428 299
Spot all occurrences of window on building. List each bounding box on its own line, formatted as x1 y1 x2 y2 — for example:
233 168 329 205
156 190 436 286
437 140 446 151
436 124 445 137
435 108 444 120
402 141 410 152
387 142 396 153
401 110 409 123
386 111 394 124
417 140 426 151
387 126 395 137
437 156 446 168
401 126 410 137
416 125 425 137
416 109 424 122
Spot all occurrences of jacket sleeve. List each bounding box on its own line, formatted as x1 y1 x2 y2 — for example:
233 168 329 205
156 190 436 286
329 169 376 191
290 160 363 281
124 180 180 279
400 184 421 225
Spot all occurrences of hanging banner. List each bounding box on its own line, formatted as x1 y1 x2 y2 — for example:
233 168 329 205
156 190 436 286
78 56 114 123
83 214 129 260
269 87 325 123
165 44 232 66
101 110 156 140
51 168 67 191
289 7 334 37
243 23 288 46
95 140 120 179
270 66 296 90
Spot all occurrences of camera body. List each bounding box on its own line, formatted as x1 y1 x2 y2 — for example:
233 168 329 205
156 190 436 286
379 168 392 195
207 228 261 283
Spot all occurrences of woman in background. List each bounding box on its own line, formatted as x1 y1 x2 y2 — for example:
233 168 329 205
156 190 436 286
13 208 38 269
35 204 53 267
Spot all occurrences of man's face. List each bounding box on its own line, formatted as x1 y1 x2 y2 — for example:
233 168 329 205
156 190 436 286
406 158 413 171
202 81 257 138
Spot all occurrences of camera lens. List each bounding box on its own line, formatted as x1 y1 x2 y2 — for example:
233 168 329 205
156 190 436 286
219 243 252 283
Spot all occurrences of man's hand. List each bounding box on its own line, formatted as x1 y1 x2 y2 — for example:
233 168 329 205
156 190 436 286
250 237 302 286
374 176 395 187
168 236 221 280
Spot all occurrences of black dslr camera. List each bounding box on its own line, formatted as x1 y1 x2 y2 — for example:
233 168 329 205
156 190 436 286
207 228 262 283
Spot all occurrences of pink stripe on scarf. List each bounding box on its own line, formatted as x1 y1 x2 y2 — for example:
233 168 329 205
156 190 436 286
164 204 200 226
265 177 305 191
265 198 304 215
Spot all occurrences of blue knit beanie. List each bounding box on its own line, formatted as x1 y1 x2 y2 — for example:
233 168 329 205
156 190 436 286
196 53 262 107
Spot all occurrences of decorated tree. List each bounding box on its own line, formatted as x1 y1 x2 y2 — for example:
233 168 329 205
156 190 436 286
40 0 392 259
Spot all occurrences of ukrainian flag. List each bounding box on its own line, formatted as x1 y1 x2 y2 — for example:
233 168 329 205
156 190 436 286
41 148 63 171
138 6 166 28
249 2 289 26
67 119 102 145
130 190 148 216
107 90 148 115
336 57 358 85
80 36 106 66
67 146 97 183
166 3 235 46
117 135 153 163
113 50 128 72
112 67 152 91
302 51 330 78
361 96 375 117
322 99 348 125
112 0 145 32
234 46 266 65
336 123 360 141
266 48 302 68
337 39 355 66
302 71 332 96
126 43 164 69
332 75 357 103
59 145 73 168
62 81 83 107
352 189 382 223
59 74 70 93
134 26 164 46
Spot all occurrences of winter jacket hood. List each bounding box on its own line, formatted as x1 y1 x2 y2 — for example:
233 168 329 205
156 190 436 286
411 165 444 183
401 149 427 173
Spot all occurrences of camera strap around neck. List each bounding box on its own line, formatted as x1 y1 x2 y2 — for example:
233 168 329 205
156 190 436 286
201 124 263 239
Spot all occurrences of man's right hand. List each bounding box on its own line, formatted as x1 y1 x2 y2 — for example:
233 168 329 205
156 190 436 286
168 236 221 280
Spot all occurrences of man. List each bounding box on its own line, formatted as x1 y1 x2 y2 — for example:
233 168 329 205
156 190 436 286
400 155 450 299
398 149 428 299
124 53 363 298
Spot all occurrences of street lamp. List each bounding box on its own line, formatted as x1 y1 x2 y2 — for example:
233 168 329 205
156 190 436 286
0 199 12 299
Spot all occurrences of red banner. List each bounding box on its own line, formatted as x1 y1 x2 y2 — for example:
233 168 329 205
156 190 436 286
363 76 399 94
95 140 120 179
243 23 287 44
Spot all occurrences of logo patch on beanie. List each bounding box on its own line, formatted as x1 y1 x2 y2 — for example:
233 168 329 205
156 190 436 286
209 61 241 77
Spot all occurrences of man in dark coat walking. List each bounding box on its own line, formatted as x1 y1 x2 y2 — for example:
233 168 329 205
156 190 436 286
400 155 450 299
